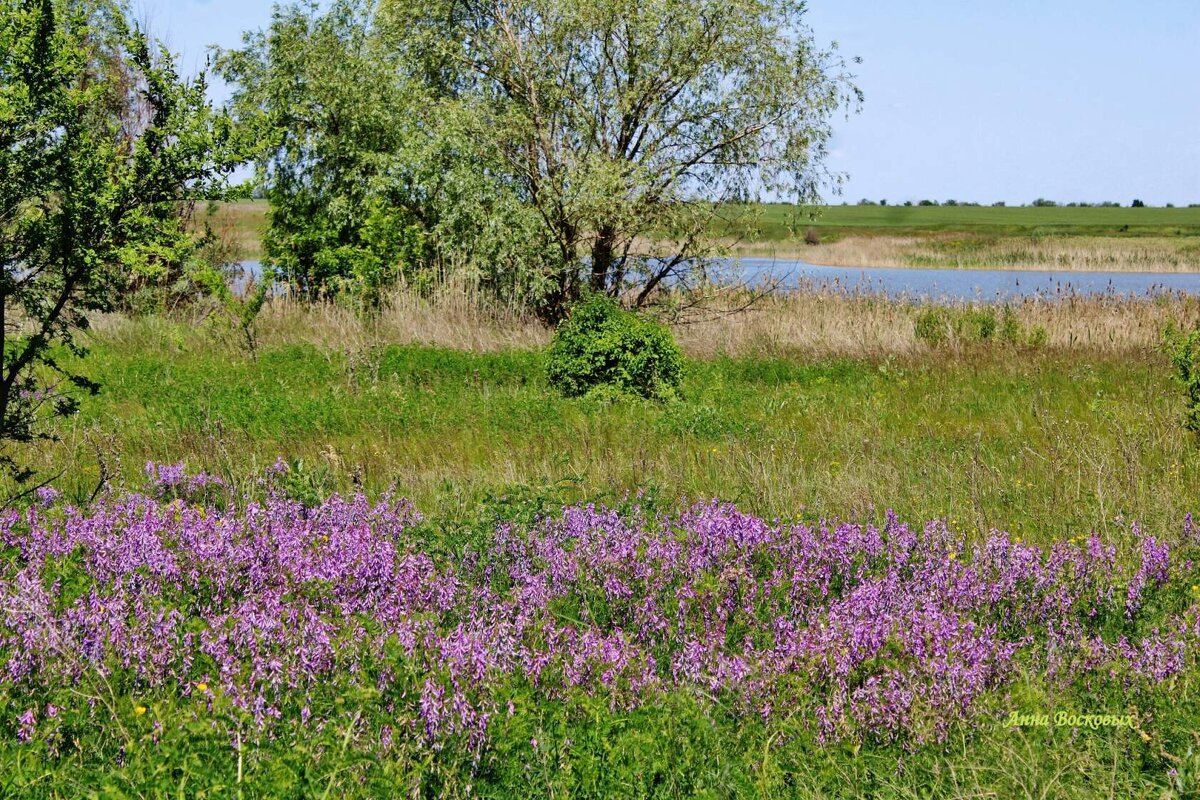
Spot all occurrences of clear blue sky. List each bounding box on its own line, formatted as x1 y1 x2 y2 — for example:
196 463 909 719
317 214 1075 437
140 0 1200 206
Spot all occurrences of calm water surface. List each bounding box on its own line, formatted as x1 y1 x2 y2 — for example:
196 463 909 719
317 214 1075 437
240 258 1200 302
725 257 1200 300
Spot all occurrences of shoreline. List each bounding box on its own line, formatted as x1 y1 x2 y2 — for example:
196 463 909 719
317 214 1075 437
719 233 1200 274
207 200 1200 275
724 248 1200 275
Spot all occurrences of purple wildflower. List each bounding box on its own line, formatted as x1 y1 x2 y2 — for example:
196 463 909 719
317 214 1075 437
1 463 1198 752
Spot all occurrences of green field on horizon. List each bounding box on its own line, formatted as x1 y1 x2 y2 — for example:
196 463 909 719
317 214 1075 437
216 201 1200 260
726 202 1200 240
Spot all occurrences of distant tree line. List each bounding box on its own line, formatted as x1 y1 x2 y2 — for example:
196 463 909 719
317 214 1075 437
848 198 1188 208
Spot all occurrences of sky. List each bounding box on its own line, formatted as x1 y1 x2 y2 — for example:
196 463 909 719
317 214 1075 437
139 0 1199 206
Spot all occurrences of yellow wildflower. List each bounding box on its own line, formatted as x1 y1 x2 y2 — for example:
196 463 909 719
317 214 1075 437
196 682 208 692
134 705 147 716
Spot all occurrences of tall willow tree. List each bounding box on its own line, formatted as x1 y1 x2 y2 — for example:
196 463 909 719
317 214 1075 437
381 0 861 321
227 0 859 321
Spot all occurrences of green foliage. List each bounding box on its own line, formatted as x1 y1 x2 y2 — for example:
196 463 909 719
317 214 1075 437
914 307 951 346
192 264 270 356
216 1 423 304
1164 323 1200 433
0 0 251 482
915 305 1046 348
387 0 862 321
223 0 860 321
1000 306 1048 346
999 305 1023 342
546 296 684 401
960 308 998 341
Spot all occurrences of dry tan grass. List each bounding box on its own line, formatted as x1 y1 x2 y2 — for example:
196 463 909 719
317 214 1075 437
767 234 1200 273
675 290 1200 358
674 293 919 358
85 276 1200 361
253 282 550 353
87 286 1192 361
83 278 549 356
193 201 269 259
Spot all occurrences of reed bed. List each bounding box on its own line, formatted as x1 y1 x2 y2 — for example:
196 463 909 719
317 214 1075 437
676 289 1200 357
88 283 1198 360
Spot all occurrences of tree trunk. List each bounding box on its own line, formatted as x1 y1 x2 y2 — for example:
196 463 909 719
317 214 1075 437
590 225 616 293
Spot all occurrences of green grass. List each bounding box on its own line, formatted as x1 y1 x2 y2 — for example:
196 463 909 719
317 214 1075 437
721 203 1200 241
34 317 1198 544
5 684 1195 798
6 678 1196 798
9 316 1200 798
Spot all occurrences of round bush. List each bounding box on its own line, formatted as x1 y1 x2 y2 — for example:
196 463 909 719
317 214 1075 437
546 296 683 401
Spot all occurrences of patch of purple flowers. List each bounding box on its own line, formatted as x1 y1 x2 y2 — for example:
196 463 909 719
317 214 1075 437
144 461 226 502
1 471 1198 750
34 486 61 507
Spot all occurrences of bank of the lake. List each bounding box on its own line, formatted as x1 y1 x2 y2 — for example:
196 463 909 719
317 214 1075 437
206 201 1200 272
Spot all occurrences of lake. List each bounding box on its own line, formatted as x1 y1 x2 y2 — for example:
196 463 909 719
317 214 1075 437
726 258 1200 300
239 258 1200 302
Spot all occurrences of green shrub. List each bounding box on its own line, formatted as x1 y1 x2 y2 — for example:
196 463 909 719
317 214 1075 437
1164 323 1200 432
960 308 998 341
546 296 683 401
916 305 1046 349
999 306 1022 343
914 308 950 346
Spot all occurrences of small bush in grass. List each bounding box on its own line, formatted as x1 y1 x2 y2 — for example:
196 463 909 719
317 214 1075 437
960 308 997 341
999 306 1022 343
1164 323 1200 432
916 305 1045 348
914 308 950 345
546 295 683 401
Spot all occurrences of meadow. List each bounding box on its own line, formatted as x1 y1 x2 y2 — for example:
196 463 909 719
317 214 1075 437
747 203 1200 238
718 205 1200 271
10 1 1200 795
4 290 1200 797
22 290 1200 539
